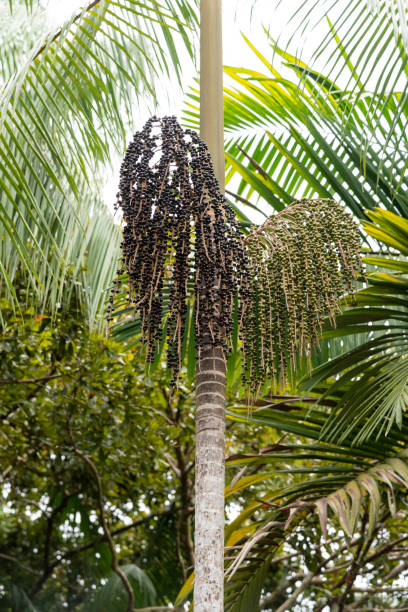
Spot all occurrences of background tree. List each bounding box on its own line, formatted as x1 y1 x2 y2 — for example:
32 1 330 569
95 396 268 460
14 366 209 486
0 289 194 610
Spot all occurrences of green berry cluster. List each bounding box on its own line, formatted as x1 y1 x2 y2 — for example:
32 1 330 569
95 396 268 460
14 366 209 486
241 199 363 399
111 126 362 397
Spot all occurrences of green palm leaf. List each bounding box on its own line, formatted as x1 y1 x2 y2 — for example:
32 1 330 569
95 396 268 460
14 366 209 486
182 25 408 221
81 564 157 611
0 0 198 323
218 397 408 611
302 208 408 445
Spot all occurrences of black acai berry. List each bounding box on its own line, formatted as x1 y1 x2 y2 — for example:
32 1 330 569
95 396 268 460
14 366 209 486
109 116 249 385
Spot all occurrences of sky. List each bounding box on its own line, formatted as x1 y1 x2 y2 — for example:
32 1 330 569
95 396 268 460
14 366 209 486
44 0 339 116
42 0 343 215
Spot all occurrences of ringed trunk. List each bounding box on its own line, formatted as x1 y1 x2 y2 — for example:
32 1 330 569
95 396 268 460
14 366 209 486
195 345 226 610
194 0 225 610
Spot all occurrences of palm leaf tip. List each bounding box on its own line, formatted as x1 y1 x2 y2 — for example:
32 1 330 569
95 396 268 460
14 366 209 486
317 451 408 539
241 198 364 397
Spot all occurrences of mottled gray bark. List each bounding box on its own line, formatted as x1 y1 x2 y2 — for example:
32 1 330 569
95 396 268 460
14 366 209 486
194 345 226 611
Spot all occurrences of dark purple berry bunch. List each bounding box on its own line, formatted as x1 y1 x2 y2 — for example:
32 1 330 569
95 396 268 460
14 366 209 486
111 116 249 382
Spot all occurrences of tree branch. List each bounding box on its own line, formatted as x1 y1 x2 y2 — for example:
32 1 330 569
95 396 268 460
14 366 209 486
259 571 309 610
0 366 63 424
259 534 365 611
67 412 135 612
383 559 408 582
60 506 178 560
274 573 315 612
333 511 371 611
30 495 70 597
0 553 40 576
0 372 71 385
364 535 408 565
175 443 194 573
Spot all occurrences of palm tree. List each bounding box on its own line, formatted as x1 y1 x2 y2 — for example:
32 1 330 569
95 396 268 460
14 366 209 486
107 4 363 611
112 135 362 612
172 3 408 608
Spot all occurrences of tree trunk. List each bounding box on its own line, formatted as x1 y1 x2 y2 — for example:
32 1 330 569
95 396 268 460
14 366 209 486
194 1 225 610
194 345 226 611
199 0 224 190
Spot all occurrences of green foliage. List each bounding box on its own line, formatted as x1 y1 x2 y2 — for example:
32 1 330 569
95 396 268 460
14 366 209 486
0 0 198 320
0 1 44 82
219 211 408 604
82 565 157 611
0 296 194 610
220 397 408 610
3 3 408 611
301 208 408 445
217 206 408 607
184 25 408 222
285 1 408 165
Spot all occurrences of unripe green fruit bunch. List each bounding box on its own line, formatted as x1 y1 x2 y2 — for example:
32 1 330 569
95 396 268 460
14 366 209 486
241 198 363 398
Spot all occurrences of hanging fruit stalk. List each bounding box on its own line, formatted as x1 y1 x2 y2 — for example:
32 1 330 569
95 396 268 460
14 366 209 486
242 198 363 399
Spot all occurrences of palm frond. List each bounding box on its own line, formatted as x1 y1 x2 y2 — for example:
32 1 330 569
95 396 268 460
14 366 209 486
0 0 198 323
6 0 40 14
0 2 46 82
217 397 408 610
281 0 408 167
182 30 408 221
302 208 408 445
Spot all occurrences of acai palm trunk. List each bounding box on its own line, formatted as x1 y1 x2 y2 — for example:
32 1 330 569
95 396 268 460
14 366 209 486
195 344 226 610
194 1 226 610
